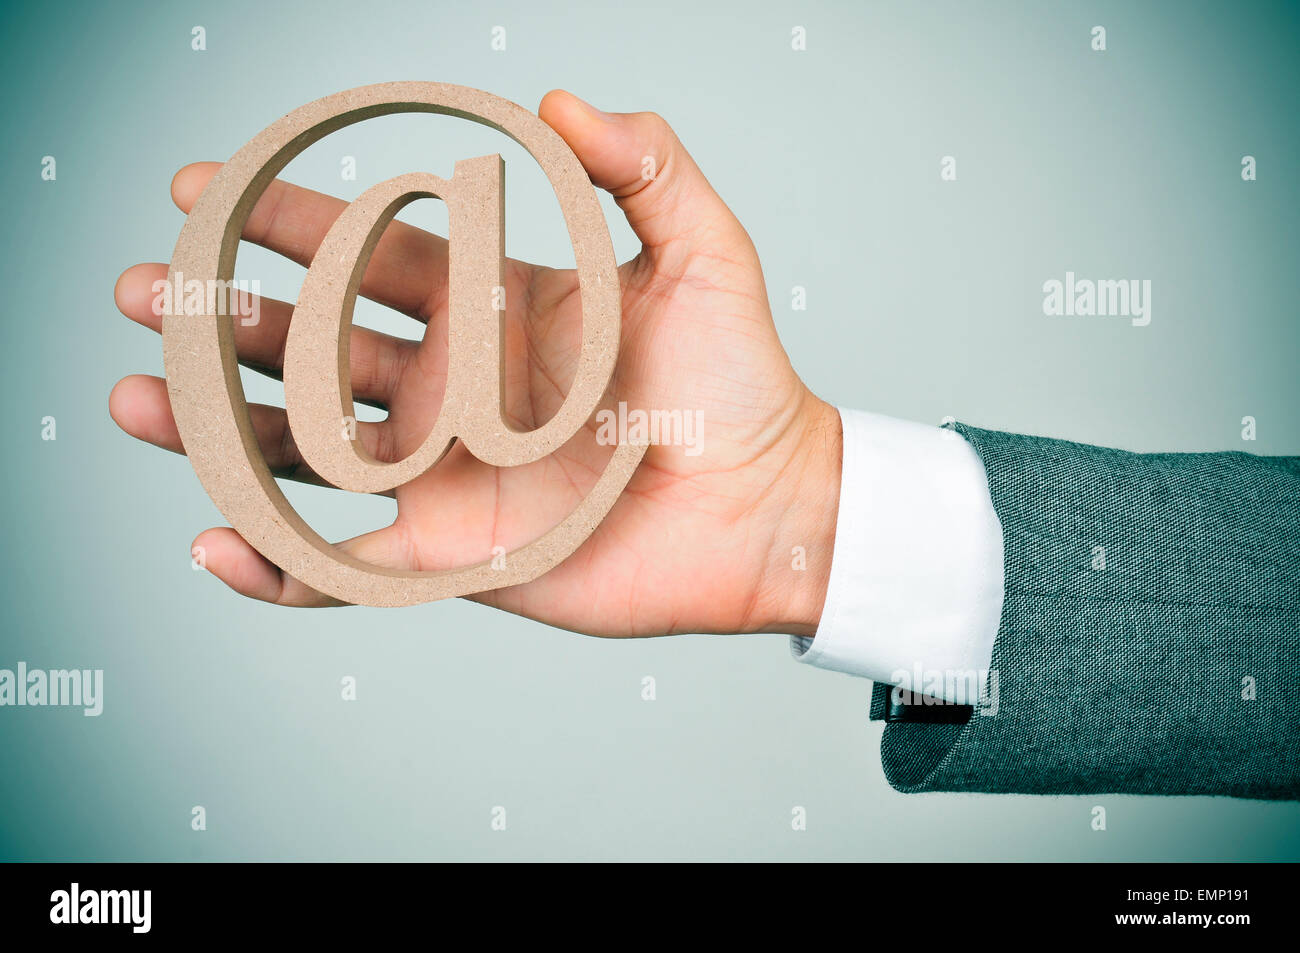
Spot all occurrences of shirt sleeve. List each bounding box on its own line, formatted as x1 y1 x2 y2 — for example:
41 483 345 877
789 408 1005 703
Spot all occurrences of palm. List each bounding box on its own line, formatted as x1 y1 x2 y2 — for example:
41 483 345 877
389 239 810 634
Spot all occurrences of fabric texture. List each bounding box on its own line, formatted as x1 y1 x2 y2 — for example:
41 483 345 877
874 423 1300 800
790 409 1004 699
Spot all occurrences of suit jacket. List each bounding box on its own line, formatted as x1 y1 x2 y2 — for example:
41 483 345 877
869 423 1300 800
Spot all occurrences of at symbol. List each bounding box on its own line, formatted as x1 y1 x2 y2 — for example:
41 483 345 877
163 83 645 607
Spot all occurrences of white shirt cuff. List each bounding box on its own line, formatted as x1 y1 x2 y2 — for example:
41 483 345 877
790 409 1005 703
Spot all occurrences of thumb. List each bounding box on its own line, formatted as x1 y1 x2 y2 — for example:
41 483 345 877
538 89 744 252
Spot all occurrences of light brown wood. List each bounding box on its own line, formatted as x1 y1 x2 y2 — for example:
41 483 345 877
162 82 645 606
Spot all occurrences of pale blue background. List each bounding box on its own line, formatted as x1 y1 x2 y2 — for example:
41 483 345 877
2 0 1297 860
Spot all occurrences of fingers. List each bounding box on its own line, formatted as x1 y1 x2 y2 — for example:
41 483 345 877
108 374 395 497
172 162 457 321
190 525 411 607
188 528 331 605
538 90 746 253
115 262 412 406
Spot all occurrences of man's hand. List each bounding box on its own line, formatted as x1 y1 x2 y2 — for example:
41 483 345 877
110 90 841 638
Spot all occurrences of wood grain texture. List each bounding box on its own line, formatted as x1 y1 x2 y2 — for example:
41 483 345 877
162 82 645 606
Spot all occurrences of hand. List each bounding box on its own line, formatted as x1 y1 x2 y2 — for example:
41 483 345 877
110 90 842 638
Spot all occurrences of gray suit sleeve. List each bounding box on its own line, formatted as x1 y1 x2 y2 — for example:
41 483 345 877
871 423 1300 800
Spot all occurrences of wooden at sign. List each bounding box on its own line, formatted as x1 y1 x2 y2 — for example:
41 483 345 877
162 82 645 607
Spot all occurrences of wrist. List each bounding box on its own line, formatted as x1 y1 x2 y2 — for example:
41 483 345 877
747 393 842 636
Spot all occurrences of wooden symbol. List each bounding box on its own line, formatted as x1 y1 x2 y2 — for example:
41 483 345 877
162 82 645 606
